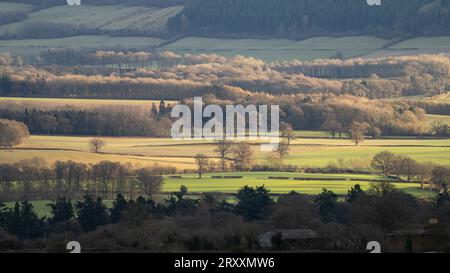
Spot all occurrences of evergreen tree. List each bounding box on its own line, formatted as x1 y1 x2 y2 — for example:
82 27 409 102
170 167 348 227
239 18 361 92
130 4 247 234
314 189 338 223
48 198 74 224
110 193 129 224
20 201 45 239
76 195 109 232
6 202 22 238
346 184 365 203
235 185 274 221
0 200 11 229
435 189 450 208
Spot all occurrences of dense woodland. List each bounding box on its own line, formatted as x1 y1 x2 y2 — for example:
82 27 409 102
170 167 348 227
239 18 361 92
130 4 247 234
169 0 450 38
1 52 449 100
2 51 449 137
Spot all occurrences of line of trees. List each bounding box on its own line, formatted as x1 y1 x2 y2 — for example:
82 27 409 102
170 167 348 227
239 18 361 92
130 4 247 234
0 158 175 202
0 95 429 138
0 104 173 137
371 151 450 190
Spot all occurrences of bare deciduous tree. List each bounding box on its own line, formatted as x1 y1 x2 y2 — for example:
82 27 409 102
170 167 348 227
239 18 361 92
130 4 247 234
232 142 253 171
371 151 396 177
89 138 106 153
281 125 296 145
136 168 163 198
214 140 234 171
195 154 209 179
349 122 369 146
275 141 290 158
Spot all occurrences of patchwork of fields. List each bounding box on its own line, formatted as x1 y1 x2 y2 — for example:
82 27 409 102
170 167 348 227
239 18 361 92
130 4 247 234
0 4 182 37
0 3 449 61
3 135 450 170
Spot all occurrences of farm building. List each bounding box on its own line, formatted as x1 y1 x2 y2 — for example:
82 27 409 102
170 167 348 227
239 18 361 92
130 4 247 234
66 0 81 6
257 229 328 250
367 0 381 5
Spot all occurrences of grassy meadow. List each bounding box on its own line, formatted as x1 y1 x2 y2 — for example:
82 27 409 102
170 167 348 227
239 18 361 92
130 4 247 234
0 97 176 110
163 172 431 197
390 36 450 50
0 2 34 14
162 36 389 62
0 35 164 57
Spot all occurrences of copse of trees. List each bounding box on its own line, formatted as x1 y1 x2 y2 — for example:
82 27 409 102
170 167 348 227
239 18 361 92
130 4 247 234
371 151 450 191
0 119 29 149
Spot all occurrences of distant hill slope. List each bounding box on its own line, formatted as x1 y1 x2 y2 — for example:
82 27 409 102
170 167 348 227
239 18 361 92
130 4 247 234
0 0 187 8
0 2 34 25
168 0 450 38
0 4 183 38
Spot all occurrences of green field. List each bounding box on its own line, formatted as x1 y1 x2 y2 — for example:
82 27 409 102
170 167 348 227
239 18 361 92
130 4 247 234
162 172 431 196
390 36 450 50
0 2 34 14
0 35 164 56
163 36 389 62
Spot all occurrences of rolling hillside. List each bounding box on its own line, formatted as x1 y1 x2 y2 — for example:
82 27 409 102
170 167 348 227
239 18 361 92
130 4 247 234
0 2 34 25
0 4 183 38
0 1 449 61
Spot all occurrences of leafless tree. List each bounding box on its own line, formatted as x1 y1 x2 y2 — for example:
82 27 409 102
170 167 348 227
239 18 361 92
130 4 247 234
89 138 106 153
214 140 234 171
195 154 209 179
